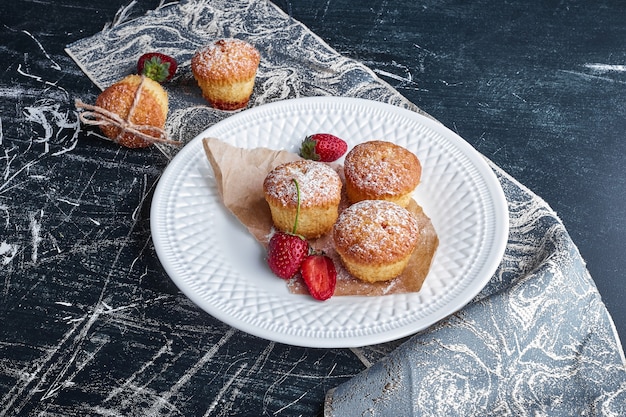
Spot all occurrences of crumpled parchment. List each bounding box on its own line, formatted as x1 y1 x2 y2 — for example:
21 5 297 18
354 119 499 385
202 136 439 296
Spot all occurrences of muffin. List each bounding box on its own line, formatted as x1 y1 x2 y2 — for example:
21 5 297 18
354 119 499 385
191 38 261 110
94 74 169 148
333 200 420 283
263 160 342 239
344 140 421 207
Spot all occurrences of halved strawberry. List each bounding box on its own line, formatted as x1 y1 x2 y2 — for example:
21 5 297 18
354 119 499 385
267 231 310 279
300 254 337 301
299 133 348 162
137 52 178 83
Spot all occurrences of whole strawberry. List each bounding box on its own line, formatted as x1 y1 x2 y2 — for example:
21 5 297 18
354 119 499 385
300 254 337 301
267 178 310 279
267 231 310 279
137 52 178 83
299 133 348 162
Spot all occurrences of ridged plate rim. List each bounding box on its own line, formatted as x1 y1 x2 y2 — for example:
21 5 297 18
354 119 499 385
151 97 509 348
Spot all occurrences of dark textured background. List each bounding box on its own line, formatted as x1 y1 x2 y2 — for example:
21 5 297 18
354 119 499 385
276 1 626 322
272 0 626 336
1 0 624 415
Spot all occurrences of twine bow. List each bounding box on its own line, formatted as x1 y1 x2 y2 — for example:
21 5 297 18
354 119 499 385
75 76 180 147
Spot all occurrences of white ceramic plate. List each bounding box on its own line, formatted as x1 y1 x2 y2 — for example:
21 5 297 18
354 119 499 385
151 97 509 348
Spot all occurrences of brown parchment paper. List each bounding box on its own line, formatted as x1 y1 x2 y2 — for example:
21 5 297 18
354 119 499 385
202 137 439 296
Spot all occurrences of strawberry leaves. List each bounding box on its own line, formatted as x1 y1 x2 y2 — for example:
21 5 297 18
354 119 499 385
137 52 178 83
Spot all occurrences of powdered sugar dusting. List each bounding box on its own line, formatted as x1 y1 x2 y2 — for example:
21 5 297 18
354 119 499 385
333 200 420 263
191 38 261 80
263 160 342 208
345 140 421 194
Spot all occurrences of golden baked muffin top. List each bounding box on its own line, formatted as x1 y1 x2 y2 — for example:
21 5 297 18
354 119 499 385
191 38 260 81
95 74 168 148
333 200 419 264
344 140 421 196
263 160 342 208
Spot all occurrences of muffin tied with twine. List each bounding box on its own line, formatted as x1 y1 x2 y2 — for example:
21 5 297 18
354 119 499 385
75 74 179 148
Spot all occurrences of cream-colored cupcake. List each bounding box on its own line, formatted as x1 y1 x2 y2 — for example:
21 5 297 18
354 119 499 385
333 200 420 283
191 38 261 110
344 140 421 208
263 160 342 239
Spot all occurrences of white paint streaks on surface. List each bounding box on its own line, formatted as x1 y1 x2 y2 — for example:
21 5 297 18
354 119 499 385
0 203 9 227
103 338 175 403
55 301 73 307
203 361 248 416
20 29 62 71
1 1 624 416
584 63 626 72
29 210 43 263
146 328 237 416
0 241 19 265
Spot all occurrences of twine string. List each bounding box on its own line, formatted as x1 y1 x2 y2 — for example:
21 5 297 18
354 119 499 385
75 76 180 146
